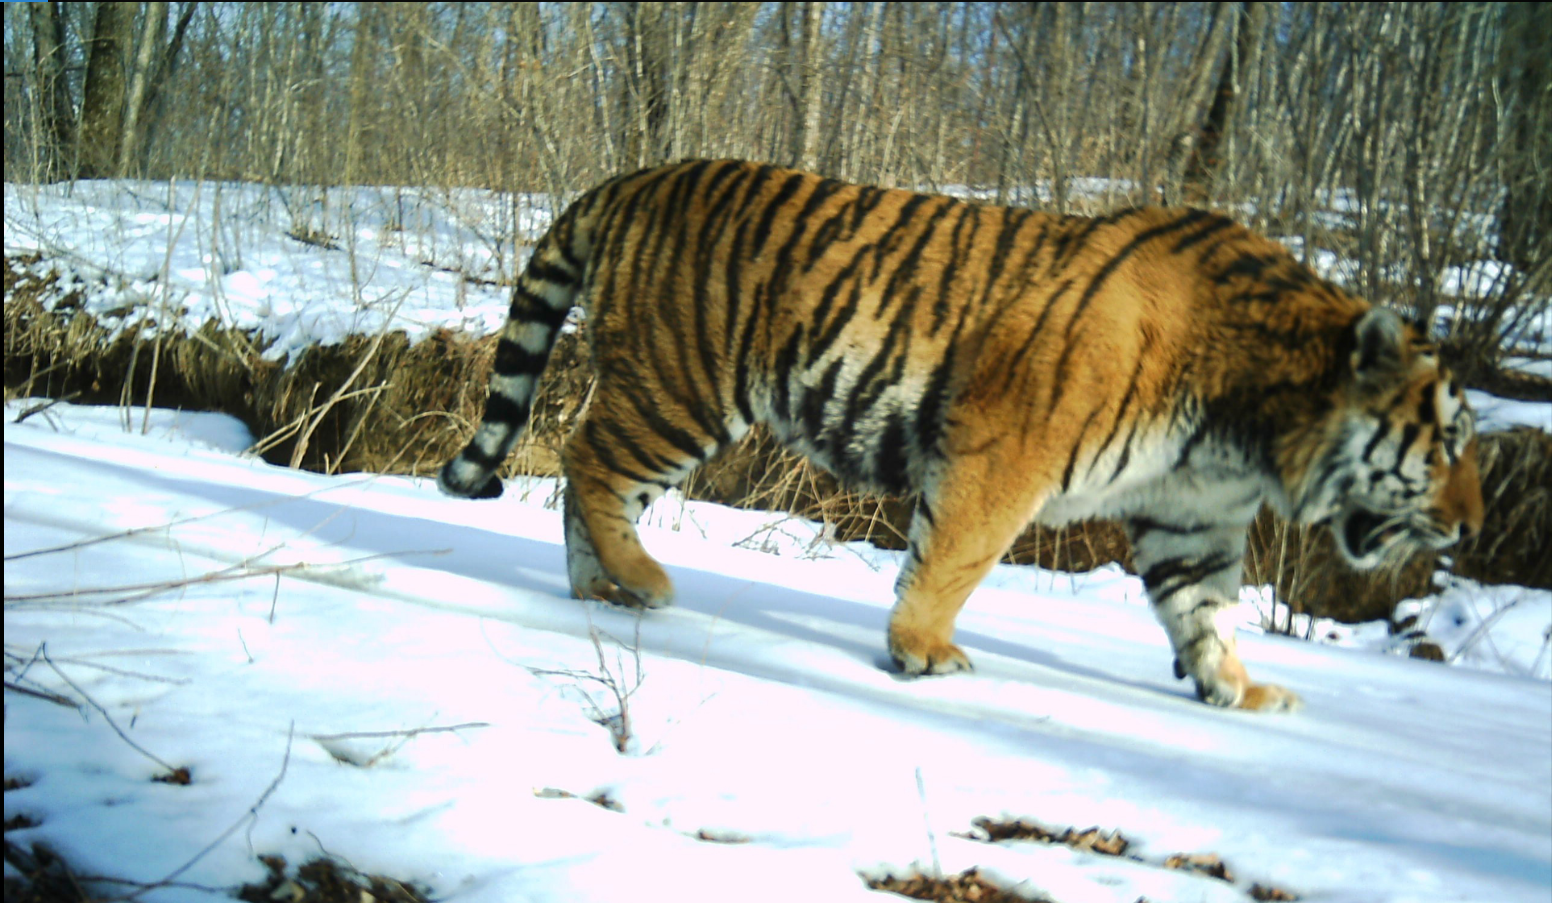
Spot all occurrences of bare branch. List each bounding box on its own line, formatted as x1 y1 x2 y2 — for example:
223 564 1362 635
40 646 182 778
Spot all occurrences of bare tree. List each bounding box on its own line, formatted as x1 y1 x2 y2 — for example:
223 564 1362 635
784 1 825 170
25 2 75 180
1186 1 1269 199
78 1 135 177
1496 2 1551 274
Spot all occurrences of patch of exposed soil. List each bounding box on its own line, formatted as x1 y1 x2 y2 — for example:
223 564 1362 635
236 855 428 903
867 868 1048 903
962 816 1300 902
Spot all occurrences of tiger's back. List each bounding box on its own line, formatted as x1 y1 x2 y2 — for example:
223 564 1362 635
439 160 1482 713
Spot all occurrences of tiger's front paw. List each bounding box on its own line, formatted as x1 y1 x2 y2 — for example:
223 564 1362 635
888 628 973 676
1238 683 1302 713
572 577 674 610
1191 675 1302 712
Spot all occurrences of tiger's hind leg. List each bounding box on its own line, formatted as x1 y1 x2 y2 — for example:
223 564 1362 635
1127 517 1302 712
559 392 723 610
561 480 617 604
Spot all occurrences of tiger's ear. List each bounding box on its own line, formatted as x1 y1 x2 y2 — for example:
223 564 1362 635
1351 307 1408 381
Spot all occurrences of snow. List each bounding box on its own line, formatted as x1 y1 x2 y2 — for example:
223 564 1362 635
1467 390 1552 433
6 400 1551 903
4 180 556 360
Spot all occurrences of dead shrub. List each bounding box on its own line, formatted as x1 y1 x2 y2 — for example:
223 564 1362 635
1453 427 1551 590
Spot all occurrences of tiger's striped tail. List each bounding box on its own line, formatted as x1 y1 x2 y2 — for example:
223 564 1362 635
437 217 586 500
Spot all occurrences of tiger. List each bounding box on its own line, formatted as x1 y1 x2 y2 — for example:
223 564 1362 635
438 159 1483 713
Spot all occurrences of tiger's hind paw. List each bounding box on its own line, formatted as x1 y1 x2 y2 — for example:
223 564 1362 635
888 633 973 677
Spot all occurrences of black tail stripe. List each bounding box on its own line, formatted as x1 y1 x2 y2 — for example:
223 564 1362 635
480 393 530 429
458 442 504 470
524 257 575 286
511 285 572 328
492 337 549 376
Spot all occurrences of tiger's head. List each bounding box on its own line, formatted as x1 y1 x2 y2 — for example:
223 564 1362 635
1298 307 1484 570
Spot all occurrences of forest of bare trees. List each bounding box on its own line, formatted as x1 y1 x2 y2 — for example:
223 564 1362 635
5 2 1549 365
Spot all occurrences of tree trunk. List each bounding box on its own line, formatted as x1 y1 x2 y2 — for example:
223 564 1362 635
793 2 824 171
118 1 166 176
623 1 669 168
1159 1 1234 205
79 1 136 178
1496 2 1551 272
27 2 75 180
1185 1 1267 196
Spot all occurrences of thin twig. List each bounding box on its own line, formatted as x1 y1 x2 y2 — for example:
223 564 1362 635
3 679 80 709
10 393 79 424
4 561 315 604
40 646 181 777
528 611 645 753
70 875 231 897
10 654 189 686
107 723 295 903
6 548 449 609
307 722 490 742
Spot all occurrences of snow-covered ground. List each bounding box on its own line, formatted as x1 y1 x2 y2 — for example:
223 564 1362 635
5 401 1551 903
4 180 546 360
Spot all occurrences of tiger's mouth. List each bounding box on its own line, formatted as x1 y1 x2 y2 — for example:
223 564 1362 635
1333 507 1454 569
1333 508 1408 568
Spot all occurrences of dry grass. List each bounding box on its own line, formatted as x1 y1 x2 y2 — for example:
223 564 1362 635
1455 427 1552 590
6 253 1546 625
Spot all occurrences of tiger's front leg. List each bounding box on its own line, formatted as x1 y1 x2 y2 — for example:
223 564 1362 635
1128 518 1302 713
888 456 1048 676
